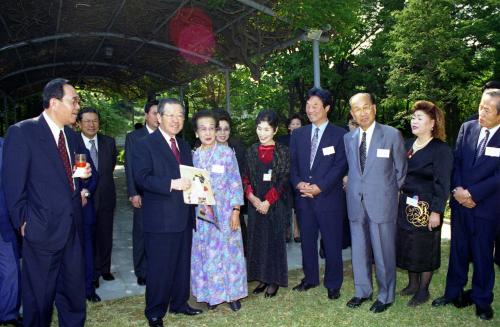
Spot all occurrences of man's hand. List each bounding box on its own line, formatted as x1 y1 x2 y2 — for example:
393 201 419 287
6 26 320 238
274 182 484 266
428 212 440 231
171 177 191 191
300 184 321 198
80 188 89 207
461 198 477 208
342 176 348 190
296 182 310 191
129 195 142 208
453 187 471 204
78 162 92 179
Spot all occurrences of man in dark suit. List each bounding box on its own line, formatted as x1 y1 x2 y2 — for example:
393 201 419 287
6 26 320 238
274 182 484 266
0 137 22 326
125 100 159 286
77 107 118 286
344 92 407 313
2 78 92 326
432 90 500 321
133 98 202 327
290 87 348 300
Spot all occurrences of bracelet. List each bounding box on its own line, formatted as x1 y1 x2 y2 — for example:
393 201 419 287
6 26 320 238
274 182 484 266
232 207 240 211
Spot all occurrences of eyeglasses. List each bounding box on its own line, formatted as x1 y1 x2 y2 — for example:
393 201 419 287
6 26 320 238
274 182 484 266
59 96 81 106
216 127 230 133
162 114 184 120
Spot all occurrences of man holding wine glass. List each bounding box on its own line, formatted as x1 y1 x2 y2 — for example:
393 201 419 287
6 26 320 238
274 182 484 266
2 78 93 326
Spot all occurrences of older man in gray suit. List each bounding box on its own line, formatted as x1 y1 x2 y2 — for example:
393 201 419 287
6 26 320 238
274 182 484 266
344 92 407 313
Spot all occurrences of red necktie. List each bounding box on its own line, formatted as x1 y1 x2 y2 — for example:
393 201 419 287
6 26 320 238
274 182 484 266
58 130 74 191
170 137 181 164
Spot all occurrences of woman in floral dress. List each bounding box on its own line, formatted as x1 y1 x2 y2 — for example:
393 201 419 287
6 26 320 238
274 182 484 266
190 110 247 311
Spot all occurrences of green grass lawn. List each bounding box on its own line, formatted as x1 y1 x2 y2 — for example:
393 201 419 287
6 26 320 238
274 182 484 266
68 242 498 327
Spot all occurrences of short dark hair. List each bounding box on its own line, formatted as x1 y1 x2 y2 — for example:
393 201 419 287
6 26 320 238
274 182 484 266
157 98 184 115
285 113 304 128
191 109 216 129
307 87 332 108
483 90 500 114
77 107 101 122
212 108 232 128
482 80 500 93
256 109 279 130
144 100 159 114
42 78 70 109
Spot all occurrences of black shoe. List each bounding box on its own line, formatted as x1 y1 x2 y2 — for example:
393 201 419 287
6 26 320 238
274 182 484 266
408 292 429 307
294 237 301 243
265 285 279 298
369 300 392 313
253 283 268 294
170 305 203 316
476 305 494 321
137 277 146 286
101 273 115 281
93 278 99 289
346 295 372 308
148 317 163 327
431 295 452 307
292 280 317 292
207 303 218 310
328 288 341 300
228 300 241 311
86 292 101 303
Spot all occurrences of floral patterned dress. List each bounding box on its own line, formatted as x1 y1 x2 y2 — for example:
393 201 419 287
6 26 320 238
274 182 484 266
191 144 247 305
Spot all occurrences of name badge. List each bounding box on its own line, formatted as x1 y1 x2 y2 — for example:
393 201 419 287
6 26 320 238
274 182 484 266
406 196 419 207
211 164 225 174
263 169 272 182
377 148 390 158
322 146 335 156
485 146 500 157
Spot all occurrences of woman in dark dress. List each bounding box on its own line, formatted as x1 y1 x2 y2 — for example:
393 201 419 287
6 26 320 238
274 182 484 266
244 109 290 298
397 100 453 306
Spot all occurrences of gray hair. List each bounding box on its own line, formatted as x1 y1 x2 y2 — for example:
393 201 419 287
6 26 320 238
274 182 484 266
483 90 500 114
157 98 185 115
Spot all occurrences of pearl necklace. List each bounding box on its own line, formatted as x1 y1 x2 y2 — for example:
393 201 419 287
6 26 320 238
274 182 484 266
412 137 433 153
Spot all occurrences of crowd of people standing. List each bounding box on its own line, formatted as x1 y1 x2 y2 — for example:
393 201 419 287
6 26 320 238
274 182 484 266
0 78 498 327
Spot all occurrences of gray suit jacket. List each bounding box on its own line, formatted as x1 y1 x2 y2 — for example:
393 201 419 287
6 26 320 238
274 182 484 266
344 122 407 223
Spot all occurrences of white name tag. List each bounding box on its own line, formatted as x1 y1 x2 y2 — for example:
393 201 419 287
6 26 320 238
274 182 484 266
406 196 419 207
377 148 390 158
485 146 500 157
263 169 272 181
211 164 225 174
322 146 335 156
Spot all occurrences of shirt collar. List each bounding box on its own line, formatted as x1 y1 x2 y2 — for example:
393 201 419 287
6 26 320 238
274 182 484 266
42 111 64 143
145 124 155 134
359 120 376 136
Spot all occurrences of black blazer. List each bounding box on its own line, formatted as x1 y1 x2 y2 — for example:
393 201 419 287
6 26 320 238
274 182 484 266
3 115 94 250
83 133 118 211
124 126 149 198
133 129 194 233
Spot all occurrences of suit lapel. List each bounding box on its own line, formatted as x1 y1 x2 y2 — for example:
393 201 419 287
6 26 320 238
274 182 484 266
38 115 72 187
350 129 361 174
152 130 177 164
475 124 500 166
302 125 312 171
311 123 333 170
363 123 383 175
468 123 481 167
96 134 106 172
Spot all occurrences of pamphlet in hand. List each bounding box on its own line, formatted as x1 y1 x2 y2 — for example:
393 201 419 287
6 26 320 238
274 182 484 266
179 165 216 205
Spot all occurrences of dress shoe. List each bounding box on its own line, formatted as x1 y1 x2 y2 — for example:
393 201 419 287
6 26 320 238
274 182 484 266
170 305 203 316
252 283 268 294
148 317 163 327
101 273 115 281
407 292 429 307
292 280 317 292
207 303 218 310
369 300 392 313
476 305 494 321
328 288 341 300
346 295 372 308
294 237 301 243
431 296 452 307
265 285 279 298
92 278 99 289
86 292 101 303
228 300 242 311
137 277 146 286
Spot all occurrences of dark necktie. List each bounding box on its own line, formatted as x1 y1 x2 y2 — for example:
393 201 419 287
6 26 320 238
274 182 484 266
89 139 98 171
170 137 181 164
310 127 320 168
58 130 74 191
474 129 490 164
359 131 367 173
